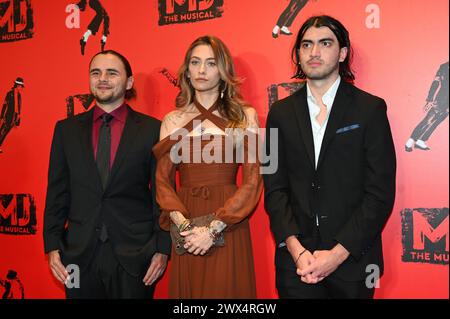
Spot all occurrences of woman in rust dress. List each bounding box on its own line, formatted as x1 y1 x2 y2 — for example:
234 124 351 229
153 35 262 298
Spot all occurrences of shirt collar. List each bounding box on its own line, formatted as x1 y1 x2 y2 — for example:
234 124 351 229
93 102 128 123
306 76 341 107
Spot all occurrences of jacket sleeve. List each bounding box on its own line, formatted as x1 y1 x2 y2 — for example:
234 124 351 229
43 121 70 253
334 100 396 260
150 126 171 255
263 105 301 244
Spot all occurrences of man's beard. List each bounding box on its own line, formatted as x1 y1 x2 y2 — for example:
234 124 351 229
92 89 124 104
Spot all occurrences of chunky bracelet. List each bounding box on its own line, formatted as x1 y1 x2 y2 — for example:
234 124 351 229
178 219 192 233
295 249 307 264
208 227 221 243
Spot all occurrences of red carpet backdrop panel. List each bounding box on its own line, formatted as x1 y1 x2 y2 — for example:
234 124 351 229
0 0 448 298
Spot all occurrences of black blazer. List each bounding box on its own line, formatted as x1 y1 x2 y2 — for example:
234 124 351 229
264 81 396 281
43 106 170 277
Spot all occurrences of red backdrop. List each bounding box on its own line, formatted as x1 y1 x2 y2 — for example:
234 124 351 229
0 0 448 299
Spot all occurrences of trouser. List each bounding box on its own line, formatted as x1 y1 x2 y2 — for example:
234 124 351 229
276 0 308 27
410 106 448 141
276 267 374 299
65 240 154 299
0 122 13 147
87 0 110 36
275 225 374 299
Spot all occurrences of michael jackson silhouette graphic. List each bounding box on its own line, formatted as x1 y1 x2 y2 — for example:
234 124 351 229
272 0 309 38
0 270 24 299
406 62 449 152
77 0 110 55
0 77 24 154
66 93 95 118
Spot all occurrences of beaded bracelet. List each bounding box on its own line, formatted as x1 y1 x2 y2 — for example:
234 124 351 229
208 227 221 243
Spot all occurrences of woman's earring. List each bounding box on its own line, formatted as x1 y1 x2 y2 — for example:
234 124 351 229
220 82 227 99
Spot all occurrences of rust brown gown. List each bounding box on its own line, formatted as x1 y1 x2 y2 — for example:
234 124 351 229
153 100 262 298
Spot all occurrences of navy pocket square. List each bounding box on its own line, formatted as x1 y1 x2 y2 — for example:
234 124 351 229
336 124 360 134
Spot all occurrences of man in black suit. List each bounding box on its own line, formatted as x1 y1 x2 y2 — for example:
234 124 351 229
43 50 170 298
264 15 396 298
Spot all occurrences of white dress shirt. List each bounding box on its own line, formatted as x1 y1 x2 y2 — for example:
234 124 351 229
306 76 341 169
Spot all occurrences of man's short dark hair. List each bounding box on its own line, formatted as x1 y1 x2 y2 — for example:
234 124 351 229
291 15 355 82
89 50 137 100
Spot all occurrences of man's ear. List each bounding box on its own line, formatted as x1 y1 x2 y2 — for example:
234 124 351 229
126 76 134 90
339 47 348 62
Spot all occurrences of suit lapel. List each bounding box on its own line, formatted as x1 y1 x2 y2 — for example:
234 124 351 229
292 86 315 169
76 108 103 191
316 81 353 170
107 106 141 189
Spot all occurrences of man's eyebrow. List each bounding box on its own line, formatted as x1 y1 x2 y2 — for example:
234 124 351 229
301 38 334 43
89 68 120 73
319 38 334 42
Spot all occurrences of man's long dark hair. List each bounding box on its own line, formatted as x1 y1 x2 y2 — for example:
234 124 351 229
89 50 137 99
291 15 355 82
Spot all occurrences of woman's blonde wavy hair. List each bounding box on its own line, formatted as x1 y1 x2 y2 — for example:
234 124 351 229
176 35 248 128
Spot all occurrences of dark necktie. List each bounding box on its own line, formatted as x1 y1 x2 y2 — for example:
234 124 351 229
96 114 113 242
96 113 113 190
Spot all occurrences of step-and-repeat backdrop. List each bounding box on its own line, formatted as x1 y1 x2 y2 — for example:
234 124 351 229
0 0 448 298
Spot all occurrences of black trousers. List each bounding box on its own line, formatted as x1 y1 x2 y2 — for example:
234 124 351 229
276 0 308 27
410 106 448 141
276 267 374 299
65 240 154 299
275 228 374 299
87 0 110 36
0 122 13 146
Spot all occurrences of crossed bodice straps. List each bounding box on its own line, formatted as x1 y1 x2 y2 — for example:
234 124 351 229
153 98 229 160
189 98 228 133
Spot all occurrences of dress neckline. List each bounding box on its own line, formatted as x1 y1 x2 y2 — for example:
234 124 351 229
193 97 220 115
153 98 230 159
191 97 228 132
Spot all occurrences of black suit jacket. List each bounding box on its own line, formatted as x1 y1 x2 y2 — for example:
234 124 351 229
264 81 396 281
43 106 170 277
